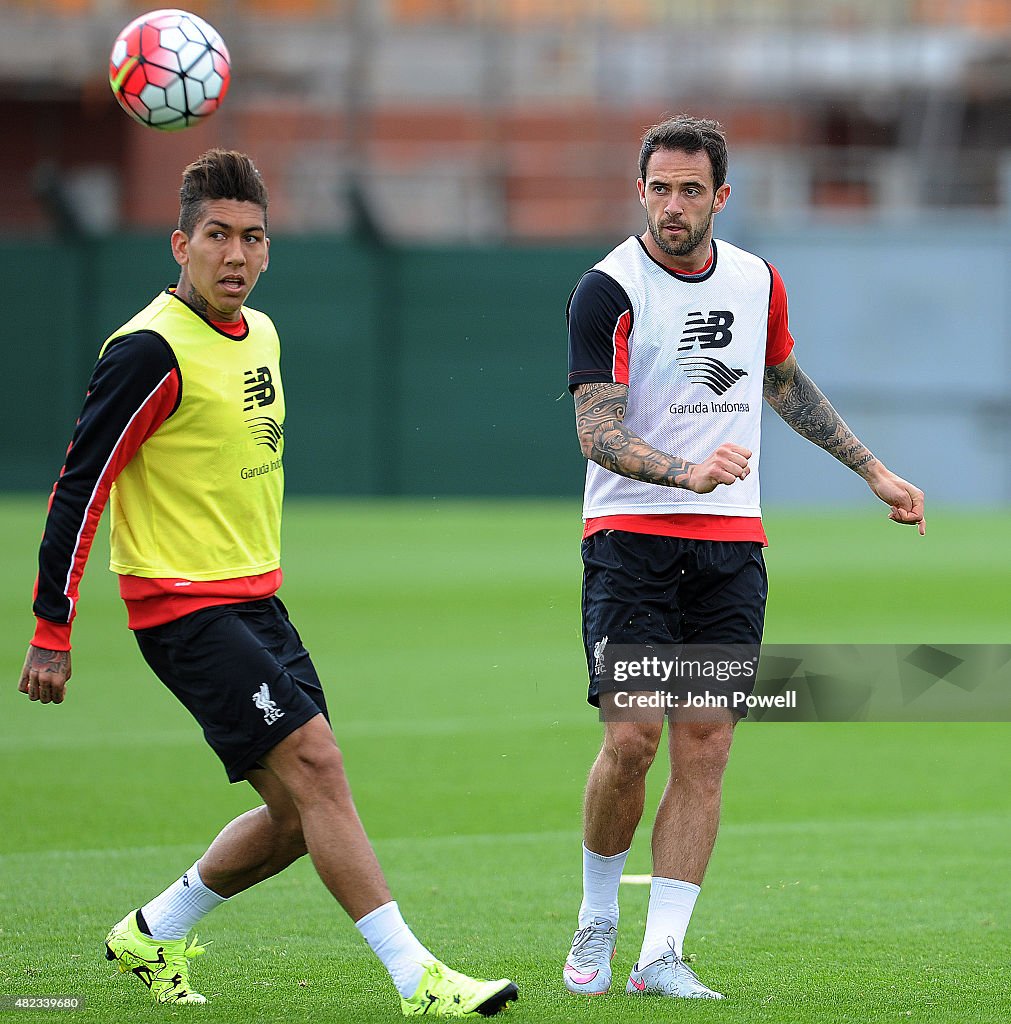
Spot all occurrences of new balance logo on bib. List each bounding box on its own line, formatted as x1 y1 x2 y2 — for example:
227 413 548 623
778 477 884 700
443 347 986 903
678 310 734 351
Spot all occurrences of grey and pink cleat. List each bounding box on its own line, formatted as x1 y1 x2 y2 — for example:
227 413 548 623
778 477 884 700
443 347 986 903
626 941 723 999
563 918 617 996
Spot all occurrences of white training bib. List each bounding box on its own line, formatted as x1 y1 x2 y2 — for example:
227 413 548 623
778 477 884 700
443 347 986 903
583 237 771 519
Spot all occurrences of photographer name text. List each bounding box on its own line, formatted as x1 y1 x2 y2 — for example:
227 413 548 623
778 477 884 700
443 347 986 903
611 690 797 710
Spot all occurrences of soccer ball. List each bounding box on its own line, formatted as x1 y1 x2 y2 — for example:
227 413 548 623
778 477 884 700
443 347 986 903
109 9 231 131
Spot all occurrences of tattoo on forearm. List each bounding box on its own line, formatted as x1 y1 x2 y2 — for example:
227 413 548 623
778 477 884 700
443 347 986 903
763 362 875 472
574 383 694 487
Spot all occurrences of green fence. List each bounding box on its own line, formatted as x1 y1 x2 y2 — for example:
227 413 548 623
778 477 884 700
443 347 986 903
2 236 599 497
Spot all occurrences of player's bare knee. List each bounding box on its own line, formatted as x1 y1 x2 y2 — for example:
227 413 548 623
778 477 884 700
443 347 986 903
603 722 663 777
269 727 353 810
671 719 734 782
291 743 346 795
261 803 307 857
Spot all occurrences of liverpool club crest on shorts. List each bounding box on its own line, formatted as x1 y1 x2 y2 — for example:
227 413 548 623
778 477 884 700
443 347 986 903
252 682 285 725
593 636 609 677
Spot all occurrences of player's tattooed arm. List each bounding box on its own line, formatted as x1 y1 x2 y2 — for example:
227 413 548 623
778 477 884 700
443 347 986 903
762 353 876 475
573 382 695 487
764 353 926 533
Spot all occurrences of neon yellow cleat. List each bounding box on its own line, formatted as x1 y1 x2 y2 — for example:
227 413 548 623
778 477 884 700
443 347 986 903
104 910 208 1004
401 960 518 1017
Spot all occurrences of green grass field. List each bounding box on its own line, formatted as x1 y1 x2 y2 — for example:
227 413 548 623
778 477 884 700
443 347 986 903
1 497 1009 1023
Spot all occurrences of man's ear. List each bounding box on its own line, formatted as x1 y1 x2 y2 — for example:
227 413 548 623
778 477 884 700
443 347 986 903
637 178 647 209
713 182 731 215
171 228 189 268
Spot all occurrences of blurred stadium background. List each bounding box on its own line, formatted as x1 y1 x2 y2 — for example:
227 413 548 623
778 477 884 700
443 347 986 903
1 0 1009 502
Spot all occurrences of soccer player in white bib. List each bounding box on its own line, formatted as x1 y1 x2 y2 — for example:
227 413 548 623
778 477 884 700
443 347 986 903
563 115 925 999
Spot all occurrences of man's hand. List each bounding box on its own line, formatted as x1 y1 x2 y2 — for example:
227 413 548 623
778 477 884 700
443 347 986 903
18 645 72 704
685 443 752 494
862 463 926 536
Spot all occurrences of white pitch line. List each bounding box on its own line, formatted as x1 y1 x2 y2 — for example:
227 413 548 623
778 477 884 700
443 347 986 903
620 874 653 885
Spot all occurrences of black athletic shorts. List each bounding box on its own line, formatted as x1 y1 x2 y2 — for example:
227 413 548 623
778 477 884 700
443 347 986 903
581 531 767 707
135 597 330 783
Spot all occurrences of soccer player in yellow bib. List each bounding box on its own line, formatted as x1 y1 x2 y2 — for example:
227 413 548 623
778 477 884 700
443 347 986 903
18 149 517 1018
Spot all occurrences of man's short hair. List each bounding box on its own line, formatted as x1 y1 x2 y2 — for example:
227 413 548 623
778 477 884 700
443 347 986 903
639 115 728 190
178 149 269 237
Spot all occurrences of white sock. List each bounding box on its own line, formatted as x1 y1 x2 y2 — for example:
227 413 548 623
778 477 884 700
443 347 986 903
140 860 227 941
577 843 630 928
355 901 434 998
637 877 700 965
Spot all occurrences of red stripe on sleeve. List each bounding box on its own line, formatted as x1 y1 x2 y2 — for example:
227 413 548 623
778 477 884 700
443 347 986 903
612 309 631 386
33 369 180 648
765 262 795 366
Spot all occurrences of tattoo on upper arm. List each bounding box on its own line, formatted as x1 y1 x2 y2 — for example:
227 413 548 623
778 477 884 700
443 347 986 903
761 360 793 398
763 360 875 472
574 382 693 487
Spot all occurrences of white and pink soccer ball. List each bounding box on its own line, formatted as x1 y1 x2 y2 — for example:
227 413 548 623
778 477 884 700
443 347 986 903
109 9 231 131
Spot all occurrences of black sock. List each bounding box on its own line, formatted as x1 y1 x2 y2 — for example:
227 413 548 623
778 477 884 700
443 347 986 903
135 909 153 936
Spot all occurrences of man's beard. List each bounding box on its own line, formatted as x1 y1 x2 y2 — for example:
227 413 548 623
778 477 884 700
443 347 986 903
648 209 713 258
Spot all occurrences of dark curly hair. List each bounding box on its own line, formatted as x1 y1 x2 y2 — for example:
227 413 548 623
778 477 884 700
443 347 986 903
178 149 269 236
639 115 728 189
